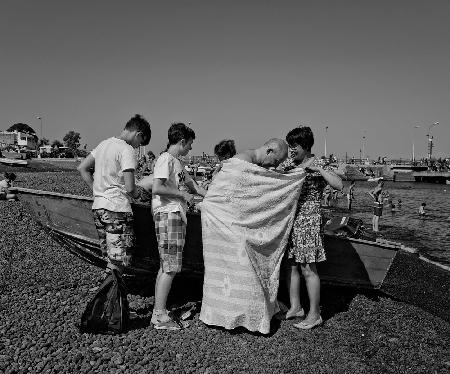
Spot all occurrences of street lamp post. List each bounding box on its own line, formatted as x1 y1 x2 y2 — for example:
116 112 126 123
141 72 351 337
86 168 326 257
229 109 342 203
361 130 367 162
36 116 43 140
324 126 328 158
411 125 420 162
426 122 439 159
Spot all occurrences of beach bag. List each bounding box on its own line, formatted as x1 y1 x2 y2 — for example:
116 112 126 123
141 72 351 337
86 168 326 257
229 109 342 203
79 269 129 335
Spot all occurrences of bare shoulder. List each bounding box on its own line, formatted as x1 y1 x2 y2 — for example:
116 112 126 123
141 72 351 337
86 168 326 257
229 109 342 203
234 150 253 163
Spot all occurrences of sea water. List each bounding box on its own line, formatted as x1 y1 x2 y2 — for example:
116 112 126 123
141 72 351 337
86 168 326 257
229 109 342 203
331 181 450 266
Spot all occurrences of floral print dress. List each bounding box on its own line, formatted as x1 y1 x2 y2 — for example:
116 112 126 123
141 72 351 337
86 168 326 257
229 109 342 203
281 157 332 263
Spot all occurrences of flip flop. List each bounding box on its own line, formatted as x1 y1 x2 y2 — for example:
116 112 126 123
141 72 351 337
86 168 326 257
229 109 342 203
293 316 323 330
285 308 305 319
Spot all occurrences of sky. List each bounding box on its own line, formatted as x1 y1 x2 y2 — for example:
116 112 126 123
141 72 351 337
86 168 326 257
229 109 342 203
1 0 449 160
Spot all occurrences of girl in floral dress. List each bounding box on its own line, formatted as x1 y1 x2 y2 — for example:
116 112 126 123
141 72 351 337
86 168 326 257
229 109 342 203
280 127 342 329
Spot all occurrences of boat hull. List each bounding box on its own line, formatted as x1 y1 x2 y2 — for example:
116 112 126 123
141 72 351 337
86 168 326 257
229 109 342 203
0 158 28 166
17 187 400 289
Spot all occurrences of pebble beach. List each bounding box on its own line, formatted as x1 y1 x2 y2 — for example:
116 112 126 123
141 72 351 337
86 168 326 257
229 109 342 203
1 161 449 374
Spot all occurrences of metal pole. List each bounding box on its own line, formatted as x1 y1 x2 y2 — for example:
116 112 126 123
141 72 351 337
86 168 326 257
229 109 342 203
361 130 367 161
362 137 365 160
412 125 420 162
426 122 439 159
36 116 43 139
324 126 328 157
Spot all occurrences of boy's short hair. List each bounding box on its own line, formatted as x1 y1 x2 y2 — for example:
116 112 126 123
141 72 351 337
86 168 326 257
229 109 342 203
168 123 195 145
286 126 314 151
214 139 236 160
124 114 151 146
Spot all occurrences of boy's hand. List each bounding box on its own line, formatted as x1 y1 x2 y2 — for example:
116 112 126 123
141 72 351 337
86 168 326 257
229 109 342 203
122 254 132 267
183 192 195 205
130 187 140 199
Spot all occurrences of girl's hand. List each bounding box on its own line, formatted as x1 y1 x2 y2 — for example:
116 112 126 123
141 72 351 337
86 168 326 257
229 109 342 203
302 157 316 169
305 165 321 173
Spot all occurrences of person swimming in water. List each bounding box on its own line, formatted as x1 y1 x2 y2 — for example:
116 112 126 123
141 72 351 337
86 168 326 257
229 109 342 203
418 202 427 216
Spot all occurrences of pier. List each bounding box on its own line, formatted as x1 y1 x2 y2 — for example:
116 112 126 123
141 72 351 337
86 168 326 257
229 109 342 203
337 163 450 184
413 171 450 184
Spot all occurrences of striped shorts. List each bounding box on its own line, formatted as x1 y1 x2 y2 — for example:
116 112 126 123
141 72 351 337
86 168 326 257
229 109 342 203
154 211 186 273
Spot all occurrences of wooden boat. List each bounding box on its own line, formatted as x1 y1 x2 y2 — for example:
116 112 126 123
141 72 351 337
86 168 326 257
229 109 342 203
0 157 28 166
17 187 416 290
16 187 450 321
367 176 382 183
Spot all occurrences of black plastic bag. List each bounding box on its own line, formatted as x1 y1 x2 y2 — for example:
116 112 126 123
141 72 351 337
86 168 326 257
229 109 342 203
79 269 129 335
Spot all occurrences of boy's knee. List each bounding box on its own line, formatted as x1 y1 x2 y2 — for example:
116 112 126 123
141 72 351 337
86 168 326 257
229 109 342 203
161 269 177 277
107 260 124 274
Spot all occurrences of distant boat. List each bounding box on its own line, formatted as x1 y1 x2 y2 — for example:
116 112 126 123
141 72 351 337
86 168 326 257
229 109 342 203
0 158 28 167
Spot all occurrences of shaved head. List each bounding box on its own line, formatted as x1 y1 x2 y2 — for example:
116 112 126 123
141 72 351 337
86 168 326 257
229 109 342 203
261 138 288 167
234 138 288 168
264 138 288 157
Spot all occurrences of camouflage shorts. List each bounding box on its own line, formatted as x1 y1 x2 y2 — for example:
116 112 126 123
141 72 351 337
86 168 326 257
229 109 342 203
92 209 135 264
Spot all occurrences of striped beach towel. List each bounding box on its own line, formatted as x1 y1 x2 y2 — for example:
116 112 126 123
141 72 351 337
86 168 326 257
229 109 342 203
199 158 306 334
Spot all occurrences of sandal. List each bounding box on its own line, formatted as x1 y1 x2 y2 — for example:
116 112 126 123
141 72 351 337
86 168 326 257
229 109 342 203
285 308 305 319
152 316 182 330
293 316 323 330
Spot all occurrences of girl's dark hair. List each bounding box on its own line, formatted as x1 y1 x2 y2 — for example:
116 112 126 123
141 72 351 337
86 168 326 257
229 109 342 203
124 114 151 146
285 126 314 151
168 123 196 145
4 172 16 181
214 139 236 160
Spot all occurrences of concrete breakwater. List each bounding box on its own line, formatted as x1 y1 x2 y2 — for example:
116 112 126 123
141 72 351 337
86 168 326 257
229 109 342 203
335 164 394 181
336 164 450 183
